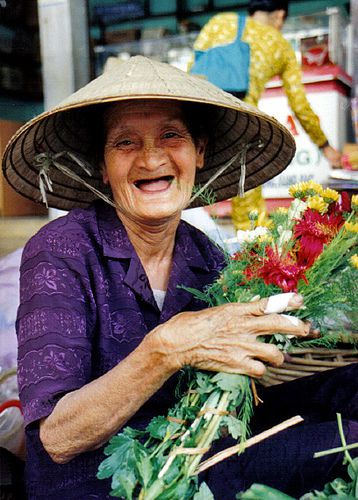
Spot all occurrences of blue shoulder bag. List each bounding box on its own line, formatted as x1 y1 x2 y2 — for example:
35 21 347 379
190 15 250 94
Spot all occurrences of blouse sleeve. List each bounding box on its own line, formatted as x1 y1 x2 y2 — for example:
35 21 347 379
281 42 328 147
16 230 96 426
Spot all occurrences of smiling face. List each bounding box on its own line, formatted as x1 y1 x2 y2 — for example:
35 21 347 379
102 99 207 223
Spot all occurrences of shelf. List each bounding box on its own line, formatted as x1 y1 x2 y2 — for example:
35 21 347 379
93 32 198 75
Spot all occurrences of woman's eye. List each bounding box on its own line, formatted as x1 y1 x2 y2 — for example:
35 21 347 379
163 132 179 139
116 139 132 147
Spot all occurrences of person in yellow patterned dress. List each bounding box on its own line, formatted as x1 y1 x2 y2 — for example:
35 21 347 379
192 0 342 229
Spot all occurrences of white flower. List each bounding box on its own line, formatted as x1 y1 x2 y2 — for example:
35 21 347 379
277 228 293 252
287 198 307 221
236 226 268 243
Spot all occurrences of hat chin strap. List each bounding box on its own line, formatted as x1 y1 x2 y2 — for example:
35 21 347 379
35 151 116 209
189 139 263 205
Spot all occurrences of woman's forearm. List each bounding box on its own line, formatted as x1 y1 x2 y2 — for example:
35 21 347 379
39 331 178 464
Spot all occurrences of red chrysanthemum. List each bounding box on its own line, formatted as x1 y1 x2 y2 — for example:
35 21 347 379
257 246 307 292
328 191 351 215
294 209 344 266
338 191 351 213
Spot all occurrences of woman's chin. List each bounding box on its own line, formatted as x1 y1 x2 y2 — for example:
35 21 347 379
126 197 190 222
139 208 183 223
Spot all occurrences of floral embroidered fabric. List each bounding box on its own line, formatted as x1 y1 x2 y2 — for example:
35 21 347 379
17 201 225 498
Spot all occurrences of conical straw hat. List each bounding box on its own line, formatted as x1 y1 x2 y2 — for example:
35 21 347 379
2 55 295 210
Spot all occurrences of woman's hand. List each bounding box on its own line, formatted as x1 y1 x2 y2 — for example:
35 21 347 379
151 293 311 378
321 144 342 168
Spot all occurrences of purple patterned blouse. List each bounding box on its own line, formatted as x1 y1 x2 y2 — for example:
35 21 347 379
17 201 225 499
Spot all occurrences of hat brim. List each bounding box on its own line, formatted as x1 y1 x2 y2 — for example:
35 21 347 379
2 56 295 210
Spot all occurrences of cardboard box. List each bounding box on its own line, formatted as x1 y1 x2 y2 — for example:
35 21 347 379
104 29 140 45
0 120 48 216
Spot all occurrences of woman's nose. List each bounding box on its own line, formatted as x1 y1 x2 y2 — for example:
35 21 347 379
136 142 167 170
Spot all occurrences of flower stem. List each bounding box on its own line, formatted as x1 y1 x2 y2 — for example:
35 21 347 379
336 412 357 472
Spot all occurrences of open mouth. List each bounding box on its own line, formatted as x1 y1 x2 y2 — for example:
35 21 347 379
134 175 174 192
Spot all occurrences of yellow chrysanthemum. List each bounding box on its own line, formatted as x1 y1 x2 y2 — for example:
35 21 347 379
288 182 307 199
288 181 323 199
258 233 273 244
321 188 339 204
307 195 329 214
276 207 288 214
344 221 358 233
351 195 358 212
350 254 358 269
305 180 324 194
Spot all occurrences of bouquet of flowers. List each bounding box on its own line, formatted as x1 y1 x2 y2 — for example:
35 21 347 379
97 182 358 500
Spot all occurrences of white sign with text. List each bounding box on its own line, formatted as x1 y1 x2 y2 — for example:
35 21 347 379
260 87 349 198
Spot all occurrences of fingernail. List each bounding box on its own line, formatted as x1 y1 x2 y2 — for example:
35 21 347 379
291 294 303 305
281 314 300 326
309 328 321 338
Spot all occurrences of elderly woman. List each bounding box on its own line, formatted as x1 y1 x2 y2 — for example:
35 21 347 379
2 56 357 499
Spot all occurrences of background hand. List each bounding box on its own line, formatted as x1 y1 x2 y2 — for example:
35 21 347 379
321 144 342 168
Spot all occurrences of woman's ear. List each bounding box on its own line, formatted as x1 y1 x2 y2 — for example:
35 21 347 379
196 136 208 170
101 162 109 184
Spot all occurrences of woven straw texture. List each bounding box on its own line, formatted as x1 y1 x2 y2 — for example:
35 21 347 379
262 336 358 386
2 56 295 211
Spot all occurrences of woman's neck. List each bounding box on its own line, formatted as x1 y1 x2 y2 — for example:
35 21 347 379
119 212 180 290
251 11 270 25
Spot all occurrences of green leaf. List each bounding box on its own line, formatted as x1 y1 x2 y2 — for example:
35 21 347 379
193 481 215 500
111 466 137 499
97 447 124 479
97 433 148 498
237 483 296 499
347 457 358 498
163 457 184 485
123 426 147 439
347 457 358 481
221 415 244 440
147 416 170 439
136 455 153 488
195 372 216 394
298 476 356 499
211 372 248 402
143 477 166 499
156 477 196 500
102 434 131 456
211 372 241 392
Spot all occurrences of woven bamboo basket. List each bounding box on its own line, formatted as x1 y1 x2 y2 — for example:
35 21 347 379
261 335 358 387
